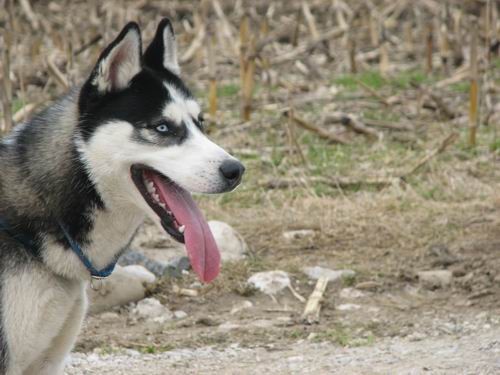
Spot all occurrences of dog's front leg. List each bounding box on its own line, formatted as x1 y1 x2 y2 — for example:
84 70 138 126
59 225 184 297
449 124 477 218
24 292 87 375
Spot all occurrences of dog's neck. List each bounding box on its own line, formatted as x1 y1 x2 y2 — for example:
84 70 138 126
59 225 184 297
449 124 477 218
41 198 144 280
0 92 145 281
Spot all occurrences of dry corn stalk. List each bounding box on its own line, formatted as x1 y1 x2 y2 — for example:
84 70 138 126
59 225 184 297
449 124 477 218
348 35 357 73
207 27 217 129
425 21 434 74
379 40 389 77
239 15 256 121
301 1 319 40
469 22 479 147
369 14 380 47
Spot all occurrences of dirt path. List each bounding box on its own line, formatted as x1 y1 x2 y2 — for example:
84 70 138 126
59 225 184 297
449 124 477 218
67 326 500 375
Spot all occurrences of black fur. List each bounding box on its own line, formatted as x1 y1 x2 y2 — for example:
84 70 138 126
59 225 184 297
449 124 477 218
142 18 175 73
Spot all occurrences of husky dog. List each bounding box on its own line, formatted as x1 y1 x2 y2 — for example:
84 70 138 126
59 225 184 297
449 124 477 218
0 19 244 374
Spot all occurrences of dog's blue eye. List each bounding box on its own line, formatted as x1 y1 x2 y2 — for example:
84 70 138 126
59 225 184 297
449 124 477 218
155 123 169 134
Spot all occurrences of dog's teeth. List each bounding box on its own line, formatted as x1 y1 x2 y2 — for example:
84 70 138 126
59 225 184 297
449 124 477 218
178 225 185 233
146 181 156 194
159 202 166 209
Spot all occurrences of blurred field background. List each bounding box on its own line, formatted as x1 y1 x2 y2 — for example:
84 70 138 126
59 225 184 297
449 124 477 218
1 0 500 373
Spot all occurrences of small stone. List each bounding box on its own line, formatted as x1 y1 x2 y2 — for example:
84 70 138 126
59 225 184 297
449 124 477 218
408 332 427 342
251 319 274 329
190 281 202 289
339 288 365 299
418 270 453 289
208 221 248 262
336 303 361 311
218 322 241 331
99 312 120 322
303 266 356 282
283 229 315 241
307 332 318 340
247 271 290 295
132 298 173 323
173 310 188 319
230 300 254 315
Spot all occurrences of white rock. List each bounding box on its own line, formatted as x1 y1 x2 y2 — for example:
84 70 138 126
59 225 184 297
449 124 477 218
218 322 241 331
408 332 427 342
339 287 365 299
248 270 290 295
123 265 156 284
230 300 254 315
208 221 248 262
99 312 120 322
336 303 361 311
173 310 188 319
283 229 315 241
87 265 149 314
133 298 173 323
418 270 453 289
303 266 356 282
251 319 275 329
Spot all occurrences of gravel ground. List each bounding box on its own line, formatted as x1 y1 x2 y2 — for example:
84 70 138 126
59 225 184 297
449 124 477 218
66 326 500 375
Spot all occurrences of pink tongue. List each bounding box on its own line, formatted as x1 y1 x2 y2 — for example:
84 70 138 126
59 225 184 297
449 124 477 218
146 172 220 283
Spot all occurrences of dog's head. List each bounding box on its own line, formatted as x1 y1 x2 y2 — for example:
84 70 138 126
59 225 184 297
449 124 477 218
77 20 245 283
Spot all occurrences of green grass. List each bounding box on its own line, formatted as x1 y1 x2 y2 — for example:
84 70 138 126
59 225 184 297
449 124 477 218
217 83 240 97
449 81 469 93
333 70 385 91
389 69 430 89
490 139 500 152
333 69 434 92
12 98 25 113
363 109 401 122
0 98 25 119
342 273 356 287
312 323 376 347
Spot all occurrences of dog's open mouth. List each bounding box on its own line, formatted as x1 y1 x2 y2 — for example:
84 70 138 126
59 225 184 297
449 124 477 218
131 165 220 283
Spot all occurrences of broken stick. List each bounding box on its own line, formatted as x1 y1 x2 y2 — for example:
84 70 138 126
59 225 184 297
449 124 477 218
284 110 349 145
301 277 329 324
324 112 380 139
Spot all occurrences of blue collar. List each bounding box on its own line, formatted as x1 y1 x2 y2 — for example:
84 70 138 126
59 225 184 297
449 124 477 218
0 217 117 279
57 220 117 279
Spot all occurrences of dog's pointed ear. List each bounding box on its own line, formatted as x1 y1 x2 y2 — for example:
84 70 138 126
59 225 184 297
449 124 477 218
88 22 142 93
143 18 180 75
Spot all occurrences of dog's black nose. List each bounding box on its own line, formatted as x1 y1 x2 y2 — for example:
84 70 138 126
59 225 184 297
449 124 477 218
219 160 245 188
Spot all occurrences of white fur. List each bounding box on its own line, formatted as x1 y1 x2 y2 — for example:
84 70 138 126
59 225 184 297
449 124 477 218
3 265 86 375
162 26 180 74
